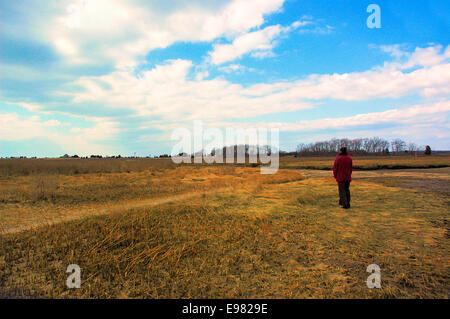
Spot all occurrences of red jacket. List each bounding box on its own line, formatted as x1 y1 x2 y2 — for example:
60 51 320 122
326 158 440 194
333 154 353 182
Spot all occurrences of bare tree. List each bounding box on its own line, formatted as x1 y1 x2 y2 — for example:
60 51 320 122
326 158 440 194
391 139 406 153
408 142 418 152
295 137 421 155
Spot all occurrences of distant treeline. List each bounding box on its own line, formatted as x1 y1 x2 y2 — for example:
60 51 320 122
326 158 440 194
181 138 430 158
294 137 431 155
176 144 274 159
1 138 435 160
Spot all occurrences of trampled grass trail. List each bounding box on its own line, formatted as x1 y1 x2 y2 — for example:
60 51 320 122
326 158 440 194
0 189 230 235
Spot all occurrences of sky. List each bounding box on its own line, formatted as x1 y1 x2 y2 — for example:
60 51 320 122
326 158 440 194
0 0 449 157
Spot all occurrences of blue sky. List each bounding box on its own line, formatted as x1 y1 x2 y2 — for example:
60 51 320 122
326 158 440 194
0 0 449 157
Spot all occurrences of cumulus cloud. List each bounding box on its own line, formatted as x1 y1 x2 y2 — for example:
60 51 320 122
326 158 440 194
42 0 285 68
186 100 450 151
67 59 314 121
0 114 49 141
266 100 450 132
0 112 120 155
209 20 303 65
136 100 450 152
380 44 450 70
2 1 449 153
66 45 450 123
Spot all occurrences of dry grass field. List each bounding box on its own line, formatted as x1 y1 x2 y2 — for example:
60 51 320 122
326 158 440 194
279 154 450 170
0 155 449 298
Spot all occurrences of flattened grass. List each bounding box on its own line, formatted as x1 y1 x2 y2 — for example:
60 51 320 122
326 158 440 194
0 166 303 233
1 167 448 298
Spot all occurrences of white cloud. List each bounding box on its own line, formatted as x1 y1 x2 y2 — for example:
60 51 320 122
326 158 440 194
139 100 450 150
220 64 242 73
16 102 44 112
0 112 120 155
0 113 49 141
43 0 285 68
42 119 62 127
5 2 449 152
209 25 284 65
379 44 409 59
195 71 209 81
67 59 314 121
294 16 333 35
54 37 78 56
65 45 450 124
209 20 303 65
379 44 449 70
218 64 256 73
282 62 450 101
193 101 450 149
298 24 334 35
268 100 450 132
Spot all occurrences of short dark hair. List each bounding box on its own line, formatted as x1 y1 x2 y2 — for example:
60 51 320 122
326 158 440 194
340 147 348 155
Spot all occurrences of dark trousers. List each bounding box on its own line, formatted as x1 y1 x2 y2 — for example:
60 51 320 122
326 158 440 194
338 181 351 208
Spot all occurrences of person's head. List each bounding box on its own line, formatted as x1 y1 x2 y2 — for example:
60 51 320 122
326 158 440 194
340 147 348 155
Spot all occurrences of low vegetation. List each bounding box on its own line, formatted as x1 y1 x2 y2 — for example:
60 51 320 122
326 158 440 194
279 155 450 170
0 156 449 298
0 157 175 177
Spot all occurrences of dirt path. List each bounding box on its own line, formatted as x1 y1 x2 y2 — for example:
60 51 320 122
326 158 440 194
0 189 223 236
297 166 450 180
296 167 450 195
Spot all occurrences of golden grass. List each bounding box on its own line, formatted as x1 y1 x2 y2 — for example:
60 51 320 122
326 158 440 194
0 158 449 298
0 166 303 234
279 154 450 170
0 157 176 177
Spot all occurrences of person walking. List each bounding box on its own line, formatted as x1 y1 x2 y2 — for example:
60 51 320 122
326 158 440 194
332 147 353 209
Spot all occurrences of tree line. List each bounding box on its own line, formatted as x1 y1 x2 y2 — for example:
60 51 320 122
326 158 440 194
295 137 431 155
